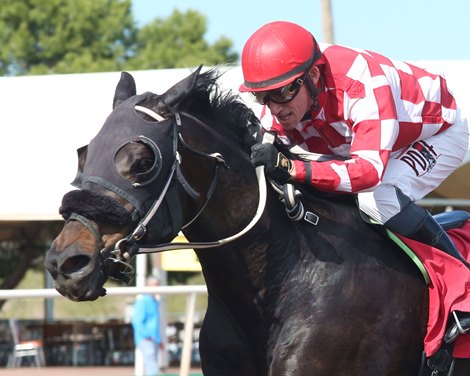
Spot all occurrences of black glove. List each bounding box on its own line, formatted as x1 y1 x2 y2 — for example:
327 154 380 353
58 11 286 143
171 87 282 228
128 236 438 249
251 143 293 183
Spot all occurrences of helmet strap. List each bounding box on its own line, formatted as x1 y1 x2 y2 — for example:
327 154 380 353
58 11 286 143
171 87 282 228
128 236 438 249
304 75 320 112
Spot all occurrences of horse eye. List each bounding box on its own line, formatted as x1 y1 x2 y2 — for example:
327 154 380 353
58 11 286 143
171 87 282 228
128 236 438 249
115 139 162 186
133 158 155 174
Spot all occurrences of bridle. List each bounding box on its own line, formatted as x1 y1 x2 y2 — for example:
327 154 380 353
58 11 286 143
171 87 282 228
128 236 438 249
99 106 268 280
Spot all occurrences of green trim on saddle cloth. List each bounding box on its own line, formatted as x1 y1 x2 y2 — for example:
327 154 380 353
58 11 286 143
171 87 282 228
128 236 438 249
358 208 431 284
386 229 431 285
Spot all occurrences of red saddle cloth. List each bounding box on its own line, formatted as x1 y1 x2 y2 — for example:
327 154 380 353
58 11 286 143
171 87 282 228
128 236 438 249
397 221 470 358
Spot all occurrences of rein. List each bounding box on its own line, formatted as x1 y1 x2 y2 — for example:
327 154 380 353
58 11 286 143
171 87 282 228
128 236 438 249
137 165 266 254
106 107 268 268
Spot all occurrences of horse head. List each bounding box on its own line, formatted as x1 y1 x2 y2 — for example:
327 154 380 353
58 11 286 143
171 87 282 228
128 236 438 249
45 67 260 301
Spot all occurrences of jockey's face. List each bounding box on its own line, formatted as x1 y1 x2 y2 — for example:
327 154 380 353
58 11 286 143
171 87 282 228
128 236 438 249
267 84 312 131
267 66 320 131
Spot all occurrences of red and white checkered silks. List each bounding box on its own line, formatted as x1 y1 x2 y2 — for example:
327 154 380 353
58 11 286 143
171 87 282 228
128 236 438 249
260 44 460 194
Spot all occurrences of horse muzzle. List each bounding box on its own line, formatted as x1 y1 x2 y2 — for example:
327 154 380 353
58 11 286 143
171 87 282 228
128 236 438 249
45 244 108 302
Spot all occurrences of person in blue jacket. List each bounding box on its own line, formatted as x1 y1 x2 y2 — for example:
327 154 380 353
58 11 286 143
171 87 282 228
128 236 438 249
131 276 162 376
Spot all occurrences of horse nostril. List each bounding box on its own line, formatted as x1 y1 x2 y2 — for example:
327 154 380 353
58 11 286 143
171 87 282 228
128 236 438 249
60 255 92 276
45 259 59 279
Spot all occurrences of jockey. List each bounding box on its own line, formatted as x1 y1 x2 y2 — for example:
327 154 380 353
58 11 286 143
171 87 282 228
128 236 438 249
240 21 470 268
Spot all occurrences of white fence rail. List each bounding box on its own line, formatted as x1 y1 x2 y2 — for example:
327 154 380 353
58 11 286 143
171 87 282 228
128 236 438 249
418 198 470 208
0 285 207 299
0 285 207 376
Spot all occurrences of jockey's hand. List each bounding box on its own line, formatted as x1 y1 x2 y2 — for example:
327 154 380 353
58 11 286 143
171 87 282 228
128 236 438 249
251 143 293 183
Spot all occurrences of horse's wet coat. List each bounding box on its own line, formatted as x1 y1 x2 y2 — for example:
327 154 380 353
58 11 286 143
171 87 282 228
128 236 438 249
45 68 470 375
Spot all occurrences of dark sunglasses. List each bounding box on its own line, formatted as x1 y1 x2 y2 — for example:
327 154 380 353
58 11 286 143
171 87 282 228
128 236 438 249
251 74 307 105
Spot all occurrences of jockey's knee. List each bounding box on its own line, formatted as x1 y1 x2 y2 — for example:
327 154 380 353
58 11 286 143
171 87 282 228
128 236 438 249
357 186 412 225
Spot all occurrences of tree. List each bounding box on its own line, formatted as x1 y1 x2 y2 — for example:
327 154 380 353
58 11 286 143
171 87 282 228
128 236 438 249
126 9 238 70
0 222 64 309
0 0 137 75
0 2 238 76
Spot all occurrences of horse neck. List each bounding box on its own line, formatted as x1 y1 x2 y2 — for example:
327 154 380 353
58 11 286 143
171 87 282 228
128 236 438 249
190 184 360 292
174 116 376 314
179 153 259 241
178 116 259 242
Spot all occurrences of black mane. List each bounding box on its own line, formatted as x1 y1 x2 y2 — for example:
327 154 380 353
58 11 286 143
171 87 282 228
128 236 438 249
137 67 260 154
184 68 261 154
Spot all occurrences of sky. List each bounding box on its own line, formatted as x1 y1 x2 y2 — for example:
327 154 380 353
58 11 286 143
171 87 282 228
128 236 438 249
132 0 470 62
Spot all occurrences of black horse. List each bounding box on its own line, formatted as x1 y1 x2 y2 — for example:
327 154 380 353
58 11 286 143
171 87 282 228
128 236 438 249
45 67 470 375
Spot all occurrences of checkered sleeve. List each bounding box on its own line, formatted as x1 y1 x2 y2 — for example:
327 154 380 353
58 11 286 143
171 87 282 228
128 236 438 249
262 45 457 193
293 52 399 192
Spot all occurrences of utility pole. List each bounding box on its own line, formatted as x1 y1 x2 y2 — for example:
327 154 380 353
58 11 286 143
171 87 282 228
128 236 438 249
321 0 335 44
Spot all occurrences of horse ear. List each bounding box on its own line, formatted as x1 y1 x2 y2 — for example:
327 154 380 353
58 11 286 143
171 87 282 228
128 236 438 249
158 65 203 110
71 145 88 188
113 72 136 109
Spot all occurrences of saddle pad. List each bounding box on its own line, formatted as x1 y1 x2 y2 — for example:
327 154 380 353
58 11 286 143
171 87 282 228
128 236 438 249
397 221 470 358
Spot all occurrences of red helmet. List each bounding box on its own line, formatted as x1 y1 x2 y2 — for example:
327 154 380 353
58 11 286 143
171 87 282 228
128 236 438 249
239 21 321 92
